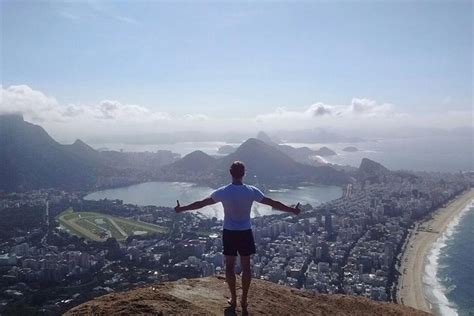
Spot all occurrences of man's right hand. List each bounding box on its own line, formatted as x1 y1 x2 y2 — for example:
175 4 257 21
174 200 182 213
293 203 301 215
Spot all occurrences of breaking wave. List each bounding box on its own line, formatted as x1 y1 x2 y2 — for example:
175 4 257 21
423 200 474 316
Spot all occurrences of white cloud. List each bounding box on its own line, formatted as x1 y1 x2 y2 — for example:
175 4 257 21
0 84 62 122
1 84 470 142
255 98 393 124
96 100 170 121
305 103 334 117
254 98 471 131
182 114 209 121
0 85 205 141
349 98 394 116
0 85 171 124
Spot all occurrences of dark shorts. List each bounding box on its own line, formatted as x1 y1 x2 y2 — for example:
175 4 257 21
222 229 256 256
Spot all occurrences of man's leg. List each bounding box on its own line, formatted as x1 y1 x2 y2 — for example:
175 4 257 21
240 255 251 307
225 255 237 305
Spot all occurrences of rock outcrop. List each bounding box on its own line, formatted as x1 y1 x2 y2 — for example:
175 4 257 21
66 276 428 316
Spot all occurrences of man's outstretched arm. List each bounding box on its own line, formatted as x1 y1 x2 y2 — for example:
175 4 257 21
175 198 217 213
259 197 300 215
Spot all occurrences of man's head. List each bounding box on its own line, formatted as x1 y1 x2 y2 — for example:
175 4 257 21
230 161 245 180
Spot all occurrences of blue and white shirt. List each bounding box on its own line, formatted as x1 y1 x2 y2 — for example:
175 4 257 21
211 184 264 231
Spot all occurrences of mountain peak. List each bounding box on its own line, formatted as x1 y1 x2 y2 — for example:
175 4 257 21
65 276 428 316
240 137 267 148
358 158 390 183
169 150 215 172
256 131 276 145
230 138 293 164
184 149 212 158
0 113 25 126
180 150 215 165
359 158 389 173
0 118 96 191
71 139 95 151
72 139 87 146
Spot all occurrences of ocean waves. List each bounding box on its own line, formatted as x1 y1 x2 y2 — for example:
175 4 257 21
424 200 474 316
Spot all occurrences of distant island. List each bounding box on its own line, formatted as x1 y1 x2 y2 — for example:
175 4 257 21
342 146 359 152
314 146 337 156
217 145 236 154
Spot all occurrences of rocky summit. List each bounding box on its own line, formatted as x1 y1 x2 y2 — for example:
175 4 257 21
65 276 428 316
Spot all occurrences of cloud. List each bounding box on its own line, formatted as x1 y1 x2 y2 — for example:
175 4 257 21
182 114 209 121
0 85 201 141
255 98 393 124
0 85 172 123
253 97 473 131
63 104 85 117
305 103 334 117
0 84 62 122
349 98 394 116
97 100 171 121
1 84 470 142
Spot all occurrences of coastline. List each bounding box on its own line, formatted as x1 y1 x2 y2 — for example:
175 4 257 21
397 188 474 314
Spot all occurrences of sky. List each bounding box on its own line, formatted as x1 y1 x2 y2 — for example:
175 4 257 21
1 0 472 142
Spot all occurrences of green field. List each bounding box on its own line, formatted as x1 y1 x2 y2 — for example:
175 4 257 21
57 208 167 242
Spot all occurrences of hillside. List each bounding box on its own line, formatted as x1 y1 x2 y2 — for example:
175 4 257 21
63 139 104 166
159 150 217 183
0 114 97 191
256 131 336 166
219 138 348 186
65 276 428 316
0 114 180 191
159 138 348 187
168 150 216 172
357 157 391 183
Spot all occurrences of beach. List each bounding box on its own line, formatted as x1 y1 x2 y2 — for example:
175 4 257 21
397 188 474 313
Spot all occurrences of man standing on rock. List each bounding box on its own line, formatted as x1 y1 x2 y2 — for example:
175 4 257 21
175 161 301 311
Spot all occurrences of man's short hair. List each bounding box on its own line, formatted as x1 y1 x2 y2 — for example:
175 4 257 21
230 161 245 179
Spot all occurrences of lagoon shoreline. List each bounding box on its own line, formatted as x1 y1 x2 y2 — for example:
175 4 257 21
396 188 474 314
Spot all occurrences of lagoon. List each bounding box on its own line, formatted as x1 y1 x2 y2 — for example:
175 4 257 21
84 181 342 220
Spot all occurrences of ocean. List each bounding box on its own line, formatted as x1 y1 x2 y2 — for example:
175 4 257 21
424 201 474 316
284 135 473 173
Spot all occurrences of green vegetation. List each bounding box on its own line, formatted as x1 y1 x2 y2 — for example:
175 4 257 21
56 209 167 242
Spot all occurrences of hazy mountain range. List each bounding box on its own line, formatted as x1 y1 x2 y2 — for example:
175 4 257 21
81 128 364 146
0 114 98 191
0 114 176 191
161 137 349 188
0 114 396 192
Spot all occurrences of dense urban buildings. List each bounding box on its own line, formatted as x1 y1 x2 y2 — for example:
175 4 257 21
0 170 471 314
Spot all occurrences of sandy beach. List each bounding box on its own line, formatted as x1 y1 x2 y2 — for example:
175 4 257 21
397 188 474 313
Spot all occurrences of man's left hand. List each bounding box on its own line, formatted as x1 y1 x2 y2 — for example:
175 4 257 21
293 203 301 215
